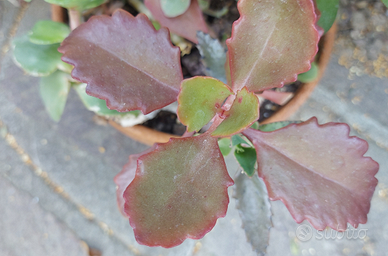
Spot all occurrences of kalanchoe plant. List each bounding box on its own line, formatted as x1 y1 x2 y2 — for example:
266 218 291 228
12 0 383 251
54 0 380 249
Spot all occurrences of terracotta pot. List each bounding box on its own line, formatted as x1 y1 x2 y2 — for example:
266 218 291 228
52 5 336 146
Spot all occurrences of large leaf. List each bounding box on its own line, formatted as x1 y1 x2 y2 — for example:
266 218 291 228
29 20 70 45
315 0 339 33
39 71 70 122
12 36 63 76
212 87 259 137
161 0 191 18
123 134 234 247
145 0 208 43
234 173 272 255
383 0 388 8
44 0 105 10
177 77 233 132
197 32 227 83
227 0 320 92
59 10 183 114
114 146 156 216
243 118 379 230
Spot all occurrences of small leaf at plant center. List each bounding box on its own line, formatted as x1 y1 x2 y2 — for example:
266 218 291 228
212 87 259 137
161 0 191 18
39 71 70 122
243 118 379 230
123 134 234 247
177 77 233 132
29 20 70 45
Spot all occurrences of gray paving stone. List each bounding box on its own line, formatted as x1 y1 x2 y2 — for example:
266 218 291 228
0 175 88 256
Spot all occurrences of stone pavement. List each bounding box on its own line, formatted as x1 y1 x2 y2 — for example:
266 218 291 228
0 0 387 256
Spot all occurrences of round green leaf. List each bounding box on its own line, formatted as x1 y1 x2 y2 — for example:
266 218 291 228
74 84 139 117
29 20 70 45
161 0 191 18
212 87 259 137
44 0 105 10
316 0 339 33
177 77 233 132
297 62 319 83
12 36 63 77
39 71 70 122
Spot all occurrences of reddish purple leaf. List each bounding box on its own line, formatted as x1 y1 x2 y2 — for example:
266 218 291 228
145 0 208 43
114 147 155 216
123 135 233 247
227 0 320 92
58 10 183 114
243 118 379 230
259 90 293 105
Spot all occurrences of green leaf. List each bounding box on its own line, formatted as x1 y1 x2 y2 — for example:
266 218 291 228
160 0 191 18
29 20 70 45
316 0 339 33
258 121 301 132
73 84 138 116
383 0 388 8
231 135 247 146
12 35 63 76
212 87 259 137
218 138 232 156
297 62 318 83
44 0 105 10
197 32 227 84
39 71 70 122
250 121 259 130
177 77 233 132
234 144 257 176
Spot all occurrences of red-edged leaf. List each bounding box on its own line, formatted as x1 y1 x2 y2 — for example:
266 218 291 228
123 134 234 247
227 0 320 92
114 147 156 216
145 0 208 43
177 77 233 132
243 118 379 230
58 10 183 114
259 90 293 105
212 87 259 137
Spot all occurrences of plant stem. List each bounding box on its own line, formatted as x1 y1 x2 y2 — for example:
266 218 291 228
68 8 82 30
127 0 153 19
205 94 236 134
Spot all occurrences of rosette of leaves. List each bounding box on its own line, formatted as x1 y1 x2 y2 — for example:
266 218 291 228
58 0 378 250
